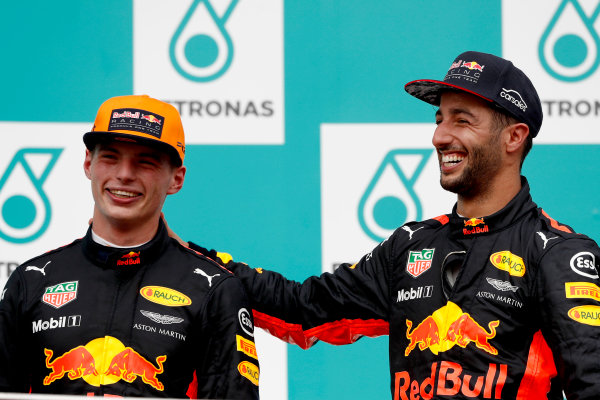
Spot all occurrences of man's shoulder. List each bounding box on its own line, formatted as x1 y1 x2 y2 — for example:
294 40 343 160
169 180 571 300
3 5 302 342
527 208 600 257
18 237 84 269
168 241 234 283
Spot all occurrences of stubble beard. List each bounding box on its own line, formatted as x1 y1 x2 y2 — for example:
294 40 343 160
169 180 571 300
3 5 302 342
439 135 502 198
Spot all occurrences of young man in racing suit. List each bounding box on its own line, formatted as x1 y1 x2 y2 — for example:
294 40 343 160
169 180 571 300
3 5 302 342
0 95 259 398
185 52 600 399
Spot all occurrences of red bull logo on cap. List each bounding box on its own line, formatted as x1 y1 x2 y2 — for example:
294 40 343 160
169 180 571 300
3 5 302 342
405 302 499 356
141 113 162 125
462 61 485 71
43 336 166 390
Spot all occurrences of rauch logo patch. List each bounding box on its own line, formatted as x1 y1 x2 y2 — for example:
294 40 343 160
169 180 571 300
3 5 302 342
140 286 191 307
490 251 525 277
568 305 600 326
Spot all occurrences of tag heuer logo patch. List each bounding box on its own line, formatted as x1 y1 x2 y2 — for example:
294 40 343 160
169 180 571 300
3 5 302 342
42 281 78 309
406 249 435 278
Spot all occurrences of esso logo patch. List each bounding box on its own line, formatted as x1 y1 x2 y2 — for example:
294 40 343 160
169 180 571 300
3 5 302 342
570 252 598 279
238 308 254 337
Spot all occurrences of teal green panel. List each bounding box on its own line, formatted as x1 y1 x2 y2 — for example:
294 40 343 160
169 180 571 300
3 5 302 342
524 145 600 242
0 1 133 122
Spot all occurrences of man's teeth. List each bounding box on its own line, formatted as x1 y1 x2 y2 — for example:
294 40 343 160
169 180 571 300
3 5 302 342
442 154 464 164
110 189 138 198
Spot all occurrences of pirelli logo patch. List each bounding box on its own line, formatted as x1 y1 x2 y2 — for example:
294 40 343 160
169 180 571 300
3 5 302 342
566 282 600 302
236 335 258 359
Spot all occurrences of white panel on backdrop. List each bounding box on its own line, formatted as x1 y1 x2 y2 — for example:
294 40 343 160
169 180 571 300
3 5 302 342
320 124 456 273
254 329 288 400
0 122 93 291
503 0 600 144
134 0 284 144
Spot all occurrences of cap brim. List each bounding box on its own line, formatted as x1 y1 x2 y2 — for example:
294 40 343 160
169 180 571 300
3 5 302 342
83 131 182 166
404 79 492 106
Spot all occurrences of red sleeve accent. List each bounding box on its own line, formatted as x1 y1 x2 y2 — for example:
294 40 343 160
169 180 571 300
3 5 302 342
516 331 557 400
433 215 450 225
186 370 198 399
252 310 389 350
541 209 573 233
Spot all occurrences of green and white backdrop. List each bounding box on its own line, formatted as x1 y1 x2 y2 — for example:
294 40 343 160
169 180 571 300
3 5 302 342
1 1 599 398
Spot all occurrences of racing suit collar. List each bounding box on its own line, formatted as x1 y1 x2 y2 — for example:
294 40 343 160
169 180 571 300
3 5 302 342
82 218 170 270
449 176 537 237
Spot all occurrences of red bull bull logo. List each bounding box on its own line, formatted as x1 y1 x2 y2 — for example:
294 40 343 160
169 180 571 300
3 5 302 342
464 218 485 227
141 113 162 125
405 302 499 356
462 61 485 71
43 336 166 391
394 361 507 400
44 346 98 385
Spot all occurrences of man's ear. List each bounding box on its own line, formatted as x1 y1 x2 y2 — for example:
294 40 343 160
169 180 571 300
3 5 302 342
167 165 186 195
83 149 93 180
505 122 530 155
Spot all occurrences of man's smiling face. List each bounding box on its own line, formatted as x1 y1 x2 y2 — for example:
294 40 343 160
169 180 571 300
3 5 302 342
432 91 503 198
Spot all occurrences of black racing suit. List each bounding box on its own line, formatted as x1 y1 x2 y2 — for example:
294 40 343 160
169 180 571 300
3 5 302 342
194 178 600 399
0 220 259 399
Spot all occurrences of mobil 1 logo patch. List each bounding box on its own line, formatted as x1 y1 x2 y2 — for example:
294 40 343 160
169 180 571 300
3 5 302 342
570 251 598 279
396 285 433 303
32 315 81 334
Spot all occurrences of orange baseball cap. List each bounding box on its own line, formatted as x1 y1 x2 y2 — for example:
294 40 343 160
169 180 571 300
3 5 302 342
83 95 185 165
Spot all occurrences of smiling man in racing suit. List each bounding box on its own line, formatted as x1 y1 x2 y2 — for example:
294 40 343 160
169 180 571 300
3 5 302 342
0 95 259 398
185 51 600 399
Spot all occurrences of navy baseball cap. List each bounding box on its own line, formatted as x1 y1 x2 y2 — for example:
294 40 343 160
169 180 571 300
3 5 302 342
404 51 543 137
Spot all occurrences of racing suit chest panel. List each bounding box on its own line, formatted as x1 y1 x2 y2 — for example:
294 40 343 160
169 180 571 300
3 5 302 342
389 216 541 399
18 234 225 396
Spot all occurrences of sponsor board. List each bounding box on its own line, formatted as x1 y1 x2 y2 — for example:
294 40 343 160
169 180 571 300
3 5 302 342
320 124 455 273
0 122 93 292
133 0 284 144
503 0 600 144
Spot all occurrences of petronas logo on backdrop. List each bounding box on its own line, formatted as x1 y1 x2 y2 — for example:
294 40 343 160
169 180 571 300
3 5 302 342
539 0 600 82
0 148 62 243
358 149 432 242
170 0 239 82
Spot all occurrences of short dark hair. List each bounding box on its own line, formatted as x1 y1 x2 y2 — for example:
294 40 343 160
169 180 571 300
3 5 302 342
489 106 532 169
